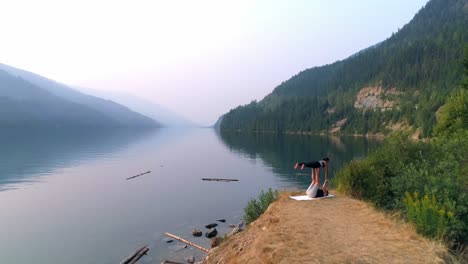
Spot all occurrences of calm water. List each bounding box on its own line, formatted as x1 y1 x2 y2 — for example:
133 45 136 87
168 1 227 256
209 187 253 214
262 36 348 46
0 128 380 263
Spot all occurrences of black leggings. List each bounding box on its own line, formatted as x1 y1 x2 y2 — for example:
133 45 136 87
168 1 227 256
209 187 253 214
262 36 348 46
298 161 321 169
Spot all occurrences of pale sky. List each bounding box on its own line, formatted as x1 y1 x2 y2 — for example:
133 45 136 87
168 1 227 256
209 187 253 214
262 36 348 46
0 0 429 125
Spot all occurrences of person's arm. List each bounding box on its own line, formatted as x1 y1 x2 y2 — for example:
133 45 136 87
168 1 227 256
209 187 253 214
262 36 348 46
325 162 329 181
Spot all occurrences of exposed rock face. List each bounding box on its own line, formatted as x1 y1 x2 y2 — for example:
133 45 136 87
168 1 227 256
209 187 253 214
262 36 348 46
329 118 348 133
354 86 400 110
205 228 218 238
326 107 336 114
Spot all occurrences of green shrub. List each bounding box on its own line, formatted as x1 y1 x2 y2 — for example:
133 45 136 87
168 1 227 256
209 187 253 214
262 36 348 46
403 192 453 239
333 131 468 244
244 189 279 224
335 159 383 201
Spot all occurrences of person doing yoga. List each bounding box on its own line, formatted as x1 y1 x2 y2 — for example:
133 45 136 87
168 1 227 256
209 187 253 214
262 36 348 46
294 157 330 198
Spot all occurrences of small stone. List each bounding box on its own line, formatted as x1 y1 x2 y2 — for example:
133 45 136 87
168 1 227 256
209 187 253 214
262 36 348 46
216 219 226 223
192 229 202 237
166 239 174 243
205 228 218 238
183 245 188 248
205 223 218 229
211 237 223 248
187 256 195 263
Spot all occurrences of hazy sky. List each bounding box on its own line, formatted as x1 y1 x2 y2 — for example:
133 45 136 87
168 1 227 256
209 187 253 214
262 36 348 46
0 0 429 125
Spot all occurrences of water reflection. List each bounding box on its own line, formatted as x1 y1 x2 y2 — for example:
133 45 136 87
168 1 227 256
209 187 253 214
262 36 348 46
217 131 381 187
0 128 157 190
0 128 382 263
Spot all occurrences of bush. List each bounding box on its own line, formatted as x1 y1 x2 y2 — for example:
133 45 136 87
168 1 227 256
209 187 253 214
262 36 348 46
333 131 468 245
335 159 384 202
403 192 454 239
244 189 279 224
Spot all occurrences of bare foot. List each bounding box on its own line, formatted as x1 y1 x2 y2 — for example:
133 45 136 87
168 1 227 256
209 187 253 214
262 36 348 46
301 164 305 170
294 163 299 170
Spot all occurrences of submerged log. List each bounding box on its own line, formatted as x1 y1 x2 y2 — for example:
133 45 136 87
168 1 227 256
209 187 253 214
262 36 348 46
126 171 151 180
120 245 149 264
164 232 210 253
201 178 239 182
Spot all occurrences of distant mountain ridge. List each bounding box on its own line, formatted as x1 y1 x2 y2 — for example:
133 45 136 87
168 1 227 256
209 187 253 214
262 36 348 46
220 0 468 137
0 69 122 127
76 87 196 127
0 63 160 128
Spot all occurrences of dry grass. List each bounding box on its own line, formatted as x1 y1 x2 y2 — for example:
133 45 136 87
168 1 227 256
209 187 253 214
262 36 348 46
204 192 447 264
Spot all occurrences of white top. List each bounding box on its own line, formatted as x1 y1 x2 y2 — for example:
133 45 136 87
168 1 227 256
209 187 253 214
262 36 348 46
306 183 319 198
319 160 326 167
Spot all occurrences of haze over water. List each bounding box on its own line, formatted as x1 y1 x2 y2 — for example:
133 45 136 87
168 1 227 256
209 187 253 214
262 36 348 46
0 128 380 263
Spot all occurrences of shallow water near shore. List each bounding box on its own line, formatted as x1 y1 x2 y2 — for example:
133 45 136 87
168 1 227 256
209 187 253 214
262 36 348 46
0 128 381 263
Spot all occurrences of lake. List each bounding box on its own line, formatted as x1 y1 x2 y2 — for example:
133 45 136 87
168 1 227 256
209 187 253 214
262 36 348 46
0 128 381 263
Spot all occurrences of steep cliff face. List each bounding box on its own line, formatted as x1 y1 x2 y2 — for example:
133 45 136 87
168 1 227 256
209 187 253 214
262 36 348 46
354 86 400 111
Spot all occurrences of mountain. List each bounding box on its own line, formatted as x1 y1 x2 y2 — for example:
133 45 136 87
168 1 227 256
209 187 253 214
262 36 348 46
76 87 195 127
0 69 123 127
213 114 224 130
0 63 160 127
220 0 468 137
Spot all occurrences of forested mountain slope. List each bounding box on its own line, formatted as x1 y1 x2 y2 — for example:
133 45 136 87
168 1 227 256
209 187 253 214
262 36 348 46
76 87 195 127
0 63 159 127
221 0 468 137
0 69 121 127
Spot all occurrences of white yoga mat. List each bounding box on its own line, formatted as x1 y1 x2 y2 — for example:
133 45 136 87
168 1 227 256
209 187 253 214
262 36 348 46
289 194 335 201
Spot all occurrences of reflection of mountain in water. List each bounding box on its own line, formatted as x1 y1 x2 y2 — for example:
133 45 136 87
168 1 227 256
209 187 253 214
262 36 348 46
217 131 381 187
0 128 158 190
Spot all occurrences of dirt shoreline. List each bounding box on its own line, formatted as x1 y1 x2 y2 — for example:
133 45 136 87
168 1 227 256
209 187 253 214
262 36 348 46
202 192 447 264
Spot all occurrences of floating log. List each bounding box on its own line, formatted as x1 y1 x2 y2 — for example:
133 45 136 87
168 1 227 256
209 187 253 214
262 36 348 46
126 171 151 180
164 232 209 253
120 245 149 264
129 247 149 264
201 178 239 182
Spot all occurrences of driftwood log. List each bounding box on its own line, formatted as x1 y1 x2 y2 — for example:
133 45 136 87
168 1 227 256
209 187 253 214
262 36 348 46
164 232 209 253
120 245 149 264
126 171 151 180
161 261 184 264
201 178 239 182
229 221 244 237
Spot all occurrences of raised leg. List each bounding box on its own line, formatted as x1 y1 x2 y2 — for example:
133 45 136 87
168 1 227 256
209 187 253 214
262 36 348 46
311 168 316 185
314 168 321 185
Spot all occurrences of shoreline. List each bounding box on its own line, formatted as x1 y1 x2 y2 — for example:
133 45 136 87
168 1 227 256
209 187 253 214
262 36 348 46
219 129 387 140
